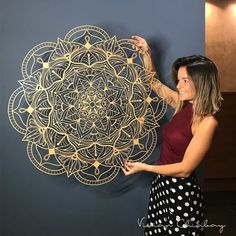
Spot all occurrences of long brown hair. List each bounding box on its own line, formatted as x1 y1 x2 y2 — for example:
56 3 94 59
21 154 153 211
172 55 222 121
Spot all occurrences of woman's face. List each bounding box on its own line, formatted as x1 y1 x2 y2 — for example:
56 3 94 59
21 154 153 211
176 66 196 102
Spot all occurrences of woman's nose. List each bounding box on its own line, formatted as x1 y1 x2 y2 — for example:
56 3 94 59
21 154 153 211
176 81 181 90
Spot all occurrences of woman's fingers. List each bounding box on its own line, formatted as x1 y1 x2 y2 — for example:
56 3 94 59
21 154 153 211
125 161 134 168
132 36 146 45
132 35 143 41
130 36 149 54
130 40 142 50
122 161 133 175
122 166 132 176
123 161 143 175
128 40 138 50
130 36 145 48
121 167 128 175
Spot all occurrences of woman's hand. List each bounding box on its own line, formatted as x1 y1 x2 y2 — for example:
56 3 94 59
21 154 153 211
131 35 151 55
122 161 147 176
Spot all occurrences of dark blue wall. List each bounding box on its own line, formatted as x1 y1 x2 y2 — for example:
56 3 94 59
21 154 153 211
0 0 204 235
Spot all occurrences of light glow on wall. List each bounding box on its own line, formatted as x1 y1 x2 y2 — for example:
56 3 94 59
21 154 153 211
205 2 212 18
230 3 236 16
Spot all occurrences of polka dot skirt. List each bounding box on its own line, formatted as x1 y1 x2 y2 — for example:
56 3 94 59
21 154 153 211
144 174 205 236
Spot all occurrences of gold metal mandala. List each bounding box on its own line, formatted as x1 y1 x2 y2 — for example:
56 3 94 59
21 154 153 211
8 25 167 185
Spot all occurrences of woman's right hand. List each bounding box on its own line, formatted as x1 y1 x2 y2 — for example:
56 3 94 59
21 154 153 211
122 160 147 176
131 35 151 55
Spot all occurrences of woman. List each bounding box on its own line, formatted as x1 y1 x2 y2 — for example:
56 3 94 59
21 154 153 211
123 36 222 235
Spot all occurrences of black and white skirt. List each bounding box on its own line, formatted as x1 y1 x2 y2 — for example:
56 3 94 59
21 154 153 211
144 174 205 236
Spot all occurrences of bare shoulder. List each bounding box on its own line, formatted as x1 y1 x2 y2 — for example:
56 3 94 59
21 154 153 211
192 115 218 136
200 115 218 129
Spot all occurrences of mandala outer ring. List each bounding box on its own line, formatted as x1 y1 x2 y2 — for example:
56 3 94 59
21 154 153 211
8 25 167 185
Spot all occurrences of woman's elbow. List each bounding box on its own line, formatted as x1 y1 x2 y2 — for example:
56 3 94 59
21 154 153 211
181 171 191 178
179 163 193 178
178 168 192 178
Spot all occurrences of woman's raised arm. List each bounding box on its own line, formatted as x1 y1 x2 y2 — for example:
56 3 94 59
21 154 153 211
132 35 179 108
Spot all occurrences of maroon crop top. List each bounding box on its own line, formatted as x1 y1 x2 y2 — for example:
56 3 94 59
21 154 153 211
158 102 193 165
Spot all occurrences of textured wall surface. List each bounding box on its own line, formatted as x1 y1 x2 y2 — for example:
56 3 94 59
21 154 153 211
206 0 236 92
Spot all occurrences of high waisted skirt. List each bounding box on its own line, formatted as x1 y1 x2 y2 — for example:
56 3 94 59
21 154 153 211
144 174 205 236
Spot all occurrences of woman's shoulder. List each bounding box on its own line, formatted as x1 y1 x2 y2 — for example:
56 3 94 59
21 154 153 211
192 115 218 136
201 115 218 127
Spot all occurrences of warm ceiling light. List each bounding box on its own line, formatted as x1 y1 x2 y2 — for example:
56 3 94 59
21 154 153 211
231 4 236 16
205 3 212 18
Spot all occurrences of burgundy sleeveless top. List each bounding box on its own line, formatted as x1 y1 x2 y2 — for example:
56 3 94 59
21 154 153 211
158 103 193 165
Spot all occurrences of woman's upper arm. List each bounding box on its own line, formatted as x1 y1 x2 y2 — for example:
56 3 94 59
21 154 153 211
181 117 218 176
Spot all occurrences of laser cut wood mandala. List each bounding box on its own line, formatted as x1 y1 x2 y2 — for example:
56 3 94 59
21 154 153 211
8 25 167 185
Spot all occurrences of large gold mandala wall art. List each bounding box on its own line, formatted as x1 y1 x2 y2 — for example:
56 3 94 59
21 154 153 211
8 25 167 185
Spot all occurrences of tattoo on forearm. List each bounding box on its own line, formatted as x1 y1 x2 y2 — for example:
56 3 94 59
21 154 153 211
151 77 176 107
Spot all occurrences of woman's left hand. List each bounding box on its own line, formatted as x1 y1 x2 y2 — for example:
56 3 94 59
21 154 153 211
122 161 146 176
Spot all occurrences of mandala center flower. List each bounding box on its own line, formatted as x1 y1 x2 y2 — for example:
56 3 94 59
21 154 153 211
77 90 106 120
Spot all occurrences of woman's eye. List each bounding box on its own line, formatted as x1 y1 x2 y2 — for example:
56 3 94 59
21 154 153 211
184 79 189 83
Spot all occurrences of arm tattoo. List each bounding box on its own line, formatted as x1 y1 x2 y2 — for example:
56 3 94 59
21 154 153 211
151 76 176 107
